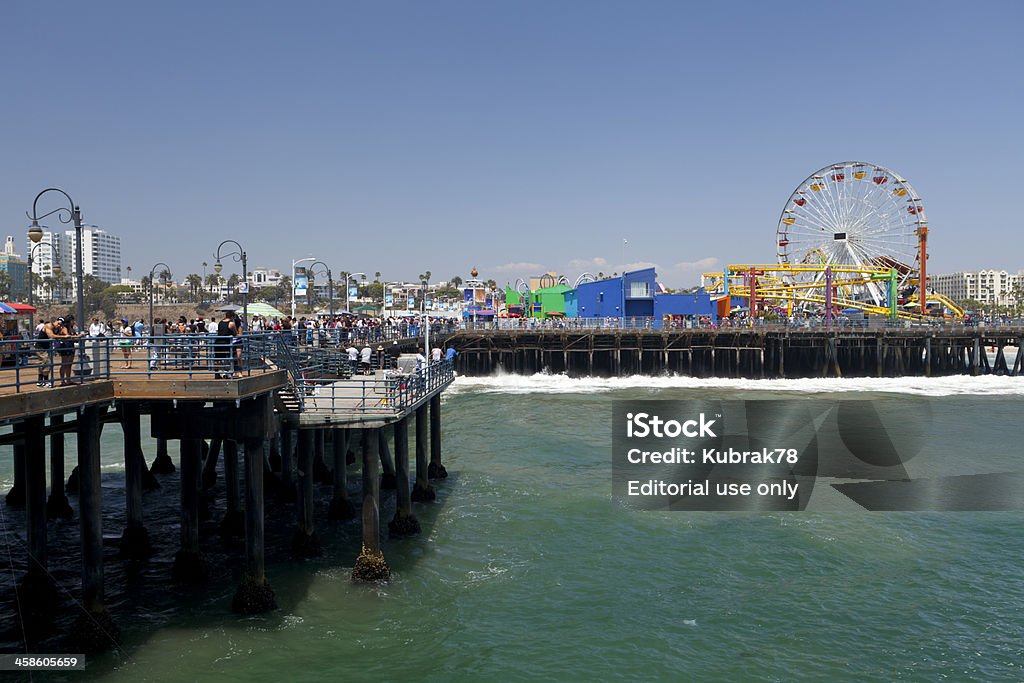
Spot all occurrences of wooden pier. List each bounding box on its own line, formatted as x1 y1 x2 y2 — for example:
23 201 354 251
1 336 453 651
450 327 1024 378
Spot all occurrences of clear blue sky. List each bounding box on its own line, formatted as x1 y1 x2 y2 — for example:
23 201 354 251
2 1 1021 287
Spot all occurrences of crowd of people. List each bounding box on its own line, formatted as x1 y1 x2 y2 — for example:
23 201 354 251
21 312 460 388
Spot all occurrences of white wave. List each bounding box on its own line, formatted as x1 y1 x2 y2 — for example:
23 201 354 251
450 371 1024 396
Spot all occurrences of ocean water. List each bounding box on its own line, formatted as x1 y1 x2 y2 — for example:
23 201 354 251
1 373 1024 681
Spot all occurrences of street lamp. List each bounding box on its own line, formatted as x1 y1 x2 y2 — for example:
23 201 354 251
309 261 334 320
148 262 172 340
343 272 366 315
27 230 60 307
291 256 316 319
214 240 247 329
28 188 85 326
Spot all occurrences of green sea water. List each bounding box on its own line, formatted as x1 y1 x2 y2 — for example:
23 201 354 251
2 373 1024 681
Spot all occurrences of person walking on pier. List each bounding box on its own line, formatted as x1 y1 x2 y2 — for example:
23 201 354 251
119 319 136 369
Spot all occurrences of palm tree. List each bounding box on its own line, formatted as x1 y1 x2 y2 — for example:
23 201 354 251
451 275 463 288
226 274 240 303
186 274 203 302
205 273 222 301
374 271 381 283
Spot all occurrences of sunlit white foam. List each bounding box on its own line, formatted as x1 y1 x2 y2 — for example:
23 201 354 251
449 372 1024 396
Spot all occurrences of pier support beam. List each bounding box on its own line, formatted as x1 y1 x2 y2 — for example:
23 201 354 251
202 438 222 490
278 423 296 503
411 404 435 502
379 428 397 490
232 436 277 614
120 403 152 559
428 393 447 479
71 406 119 651
328 429 355 520
172 436 208 584
291 429 321 557
388 417 420 538
150 436 175 474
46 414 73 520
313 429 332 485
5 422 25 507
353 427 390 582
18 415 57 634
220 440 244 538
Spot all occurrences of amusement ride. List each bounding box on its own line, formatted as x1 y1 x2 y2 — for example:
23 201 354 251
703 161 964 321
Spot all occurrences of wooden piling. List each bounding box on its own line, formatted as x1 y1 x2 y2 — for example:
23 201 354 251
120 402 152 558
6 422 25 507
23 415 48 574
378 428 397 490
411 404 435 502
220 440 244 537
353 427 390 582
291 429 321 557
70 405 119 650
232 436 277 613
45 413 73 519
279 422 296 502
328 428 355 520
172 435 208 583
388 416 420 537
150 436 175 474
428 392 447 479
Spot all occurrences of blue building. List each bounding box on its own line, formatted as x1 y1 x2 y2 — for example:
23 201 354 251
563 267 716 327
569 268 657 319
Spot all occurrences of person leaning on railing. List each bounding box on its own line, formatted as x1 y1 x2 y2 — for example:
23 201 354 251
34 316 75 387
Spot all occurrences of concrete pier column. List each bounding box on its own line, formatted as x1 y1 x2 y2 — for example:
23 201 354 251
353 427 390 582
428 393 447 479
5 422 25 507
378 428 397 490
291 429 321 557
150 436 176 474
971 338 980 376
232 436 277 613
202 438 222 490
220 440 244 537
71 406 119 650
172 436 208 583
925 337 932 377
120 403 152 559
313 428 332 484
279 422 296 502
388 416 420 537
46 414 73 519
329 429 355 520
412 404 435 502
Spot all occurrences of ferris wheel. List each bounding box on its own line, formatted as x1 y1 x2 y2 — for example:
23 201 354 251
776 161 926 306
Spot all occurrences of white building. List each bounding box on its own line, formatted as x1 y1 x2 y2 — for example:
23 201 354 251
26 227 122 293
65 227 122 284
930 269 1021 307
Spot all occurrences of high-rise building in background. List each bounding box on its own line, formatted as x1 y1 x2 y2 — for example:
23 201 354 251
26 227 122 298
65 227 122 284
0 236 29 300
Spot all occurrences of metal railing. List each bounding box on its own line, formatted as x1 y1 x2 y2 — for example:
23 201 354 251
0 332 284 394
284 353 455 416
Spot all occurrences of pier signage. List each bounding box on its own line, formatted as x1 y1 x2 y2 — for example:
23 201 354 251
612 399 1024 512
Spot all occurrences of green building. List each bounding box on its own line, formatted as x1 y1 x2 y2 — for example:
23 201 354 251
529 284 570 317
